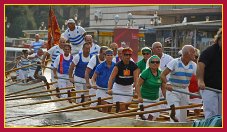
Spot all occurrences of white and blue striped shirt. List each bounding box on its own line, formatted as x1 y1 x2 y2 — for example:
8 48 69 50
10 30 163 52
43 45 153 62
63 26 86 46
28 53 42 71
18 57 30 71
47 45 64 67
31 40 44 53
167 58 196 88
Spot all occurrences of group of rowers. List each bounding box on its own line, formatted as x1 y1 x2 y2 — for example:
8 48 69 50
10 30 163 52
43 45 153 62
14 28 222 123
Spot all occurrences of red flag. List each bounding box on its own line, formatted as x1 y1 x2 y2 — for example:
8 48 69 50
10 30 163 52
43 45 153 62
47 6 61 50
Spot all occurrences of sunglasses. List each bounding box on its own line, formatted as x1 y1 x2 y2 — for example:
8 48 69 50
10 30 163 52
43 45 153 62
142 53 150 55
124 54 132 56
105 54 113 56
150 61 160 64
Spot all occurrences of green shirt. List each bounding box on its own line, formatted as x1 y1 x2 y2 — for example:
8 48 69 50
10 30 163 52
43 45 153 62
137 59 147 73
140 68 162 100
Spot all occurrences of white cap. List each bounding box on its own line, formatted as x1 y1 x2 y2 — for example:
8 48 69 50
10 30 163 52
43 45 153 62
67 19 75 24
178 50 182 56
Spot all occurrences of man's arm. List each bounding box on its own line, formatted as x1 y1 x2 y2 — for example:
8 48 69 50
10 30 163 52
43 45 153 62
85 67 92 89
41 52 50 65
160 68 172 91
107 66 118 94
196 62 206 90
68 62 76 83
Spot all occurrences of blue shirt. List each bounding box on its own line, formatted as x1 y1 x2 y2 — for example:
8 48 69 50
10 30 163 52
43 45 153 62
95 61 115 88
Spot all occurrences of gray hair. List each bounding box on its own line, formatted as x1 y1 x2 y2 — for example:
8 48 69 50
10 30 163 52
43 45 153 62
151 42 162 49
181 45 194 55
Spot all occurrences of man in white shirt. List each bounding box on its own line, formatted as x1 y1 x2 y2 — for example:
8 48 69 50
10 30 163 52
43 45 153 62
62 19 86 55
160 45 197 122
151 42 173 71
68 42 92 103
53 44 73 98
85 46 108 106
84 35 100 56
42 37 65 82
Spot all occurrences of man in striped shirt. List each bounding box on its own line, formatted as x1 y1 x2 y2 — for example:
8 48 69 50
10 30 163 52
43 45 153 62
29 34 45 53
160 45 197 122
62 19 86 55
42 37 65 82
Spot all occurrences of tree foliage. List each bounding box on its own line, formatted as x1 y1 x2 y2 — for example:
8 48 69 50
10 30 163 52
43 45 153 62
5 5 89 38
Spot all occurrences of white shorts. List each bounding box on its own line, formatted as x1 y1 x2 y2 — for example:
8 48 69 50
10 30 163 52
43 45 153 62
112 83 133 103
74 75 86 103
137 98 160 120
96 88 113 103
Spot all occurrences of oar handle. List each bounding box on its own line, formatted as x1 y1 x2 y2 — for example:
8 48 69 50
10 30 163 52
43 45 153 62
5 63 37 73
205 87 222 93
6 90 88 101
5 81 57 96
71 103 203 126
51 96 113 112
172 89 201 97
6 86 75 98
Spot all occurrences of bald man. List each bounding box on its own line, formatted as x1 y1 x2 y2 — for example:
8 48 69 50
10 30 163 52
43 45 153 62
160 45 197 122
79 35 100 56
29 34 45 53
110 42 118 57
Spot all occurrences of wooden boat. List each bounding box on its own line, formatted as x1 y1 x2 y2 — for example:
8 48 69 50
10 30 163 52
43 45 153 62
40 63 198 127
5 62 203 127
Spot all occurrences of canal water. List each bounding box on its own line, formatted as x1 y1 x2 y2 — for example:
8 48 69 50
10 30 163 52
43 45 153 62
5 82 70 127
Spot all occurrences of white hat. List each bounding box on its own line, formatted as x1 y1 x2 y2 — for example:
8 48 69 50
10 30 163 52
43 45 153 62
67 19 75 24
178 50 182 56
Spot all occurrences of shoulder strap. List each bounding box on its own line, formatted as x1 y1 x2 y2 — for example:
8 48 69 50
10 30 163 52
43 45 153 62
59 54 64 74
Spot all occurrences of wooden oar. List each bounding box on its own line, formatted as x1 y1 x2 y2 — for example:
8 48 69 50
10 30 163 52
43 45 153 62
6 86 75 98
205 87 222 93
5 81 57 96
50 97 113 112
6 90 89 101
5 79 24 87
6 97 113 123
95 87 165 103
119 100 167 114
5 63 37 74
172 89 201 97
48 104 203 127
6 94 95 109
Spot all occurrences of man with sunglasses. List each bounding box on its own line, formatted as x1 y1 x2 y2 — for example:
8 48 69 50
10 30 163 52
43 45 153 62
137 47 152 73
160 45 197 122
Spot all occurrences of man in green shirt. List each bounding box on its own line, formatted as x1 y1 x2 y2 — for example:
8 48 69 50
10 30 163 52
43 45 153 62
137 47 152 73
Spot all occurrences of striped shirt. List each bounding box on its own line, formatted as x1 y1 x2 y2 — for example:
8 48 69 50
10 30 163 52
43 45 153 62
167 58 196 88
63 26 86 46
18 57 30 71
47 45 64 67
28 53 42 71
31 40 44 53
